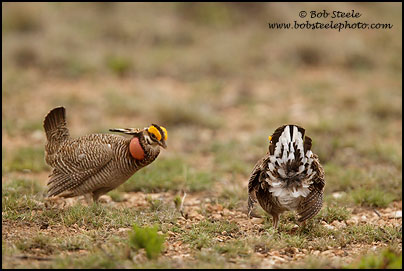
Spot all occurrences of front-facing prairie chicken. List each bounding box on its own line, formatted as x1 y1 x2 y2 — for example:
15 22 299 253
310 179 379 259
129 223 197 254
43 106 167 202
248 124 325 229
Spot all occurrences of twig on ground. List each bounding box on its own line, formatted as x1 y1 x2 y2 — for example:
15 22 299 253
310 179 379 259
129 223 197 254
373 208 381 218
180 190 187 218
13 255 54 261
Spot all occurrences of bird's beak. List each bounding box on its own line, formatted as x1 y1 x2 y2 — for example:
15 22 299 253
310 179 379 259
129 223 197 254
158 140 167 149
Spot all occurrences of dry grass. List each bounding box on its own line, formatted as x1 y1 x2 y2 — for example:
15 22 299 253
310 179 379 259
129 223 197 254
2 2 402 269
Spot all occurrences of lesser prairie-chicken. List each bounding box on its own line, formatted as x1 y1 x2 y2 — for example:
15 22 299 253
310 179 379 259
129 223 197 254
43 106 167 202
247 124 325 229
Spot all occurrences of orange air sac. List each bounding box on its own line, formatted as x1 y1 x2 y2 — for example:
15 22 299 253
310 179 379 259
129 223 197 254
129 137 145 160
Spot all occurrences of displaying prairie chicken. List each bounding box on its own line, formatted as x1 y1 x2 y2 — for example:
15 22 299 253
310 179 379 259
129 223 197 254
247 124 325 229
43 106 167 202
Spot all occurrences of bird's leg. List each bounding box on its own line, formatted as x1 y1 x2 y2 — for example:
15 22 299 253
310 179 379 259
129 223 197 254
272 213 280 230
247 196 255 218
92 193 101 204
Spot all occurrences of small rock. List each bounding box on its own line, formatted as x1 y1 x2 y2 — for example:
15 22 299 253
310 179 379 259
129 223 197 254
332 192 344 199
312 250 320 256
270 251 281 257
392 211 402 218
188 211 204 220
321 250 334 256
223 208 232 216
118 227 130 233
271 255 286 263
212 213 222 220
323 223 335 230
251 217 264 224
346 218 358 225
334 250 345 256
98 195 112 203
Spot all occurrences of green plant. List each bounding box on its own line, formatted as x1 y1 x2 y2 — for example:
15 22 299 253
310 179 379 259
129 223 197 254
352 189 395 208
347 248 402 269
105 55 133 76
320 206 351 223
128 224 165 259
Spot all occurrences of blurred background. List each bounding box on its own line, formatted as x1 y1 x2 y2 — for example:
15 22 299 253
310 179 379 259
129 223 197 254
2 2 402 206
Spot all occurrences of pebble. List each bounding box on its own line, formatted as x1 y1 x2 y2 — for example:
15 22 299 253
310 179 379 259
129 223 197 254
270 251 281 257
223 208 234 216
98 195 112 203
332 192 344 199
271 255 287 263
334 250 345 256
212 213 222 220
118 227 130 233
323 223 335 230
251 217 264 224
331 220 346 228
346 218 358 225
392 210 402 218
321 250 334 256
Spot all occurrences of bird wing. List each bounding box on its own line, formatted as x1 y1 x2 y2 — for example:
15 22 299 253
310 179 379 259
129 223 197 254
247 155 269 216
297 154 325 222
47 140 114 197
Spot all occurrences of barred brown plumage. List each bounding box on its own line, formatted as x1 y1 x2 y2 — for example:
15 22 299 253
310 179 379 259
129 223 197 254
43 106 167 202
247 124 325 229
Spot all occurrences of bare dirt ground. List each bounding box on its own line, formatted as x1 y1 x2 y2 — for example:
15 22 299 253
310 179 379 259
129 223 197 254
2 189 402 268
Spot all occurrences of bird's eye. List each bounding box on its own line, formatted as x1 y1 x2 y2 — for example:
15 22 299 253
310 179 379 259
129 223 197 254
150 133 156 140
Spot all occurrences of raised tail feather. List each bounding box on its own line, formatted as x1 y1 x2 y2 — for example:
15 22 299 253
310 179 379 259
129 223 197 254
43 106 69 142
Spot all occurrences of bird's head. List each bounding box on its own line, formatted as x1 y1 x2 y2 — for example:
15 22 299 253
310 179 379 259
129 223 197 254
144 124 168 149
109 124 167 160
109 124 167 149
